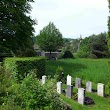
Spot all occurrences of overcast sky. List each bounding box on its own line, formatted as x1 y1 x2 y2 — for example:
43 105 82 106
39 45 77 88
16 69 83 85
30 0 109 39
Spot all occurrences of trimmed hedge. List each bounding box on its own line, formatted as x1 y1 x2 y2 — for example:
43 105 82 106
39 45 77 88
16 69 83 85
3 57 45 81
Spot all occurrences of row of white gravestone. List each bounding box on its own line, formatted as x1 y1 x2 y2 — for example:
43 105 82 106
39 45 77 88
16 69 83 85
42 75 105 105
66 75 105 97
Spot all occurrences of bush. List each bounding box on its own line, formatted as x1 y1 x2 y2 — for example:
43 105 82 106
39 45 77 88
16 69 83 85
0 66 71 110
76 51 89 58
24 48 36 57
62 51 73 59
57 53 63 59
0 65 17 108
55 66 64 82
88 53 98 59
3 57 45 82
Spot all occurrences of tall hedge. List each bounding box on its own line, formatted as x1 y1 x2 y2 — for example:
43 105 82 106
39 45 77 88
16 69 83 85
3 57 45 82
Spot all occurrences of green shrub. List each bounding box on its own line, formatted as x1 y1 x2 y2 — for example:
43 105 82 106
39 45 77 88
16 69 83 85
76 51 89 58
24 48 36 57
55 66 65 82
88 54 98 59
3 57 45 82
62 51 73 59
57 53 63 59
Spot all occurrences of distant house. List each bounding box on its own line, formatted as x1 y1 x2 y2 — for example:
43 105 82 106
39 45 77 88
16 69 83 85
33 44 62 59
36 51 61 60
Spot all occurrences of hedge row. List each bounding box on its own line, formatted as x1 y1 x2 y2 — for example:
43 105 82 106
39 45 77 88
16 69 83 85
3 57 45 82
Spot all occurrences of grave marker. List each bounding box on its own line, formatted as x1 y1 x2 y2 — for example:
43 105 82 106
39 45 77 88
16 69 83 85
66 85 73 98
57 82 62 94
78 88 85 105
67 75 72 85
97 83 105 97
86 81 92 92
42 75 46 84
75 77 82 88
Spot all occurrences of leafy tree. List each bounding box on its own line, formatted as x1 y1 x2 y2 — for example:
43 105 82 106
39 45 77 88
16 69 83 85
89 33 108 58
107 0 110 53
36 22 63 59
0 0 35 56
77 33 108 58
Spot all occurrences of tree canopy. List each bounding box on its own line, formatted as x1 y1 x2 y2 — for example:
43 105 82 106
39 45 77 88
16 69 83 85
36 22 63 54
77 32 108 58
0 0 35 56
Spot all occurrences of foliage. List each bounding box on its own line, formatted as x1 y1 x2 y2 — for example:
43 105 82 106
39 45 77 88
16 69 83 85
79 37 90 53
78 33 109 58
76 51 89 58
88 53 98 59
62 50 74 59
57 52 64 59
36 22 63 59
0 65 13 105
55 66 65 82
0 65 71 110
0 65 22 109
0 0 35 56
16 74 51 110
3 57 45 82
23 48 36 57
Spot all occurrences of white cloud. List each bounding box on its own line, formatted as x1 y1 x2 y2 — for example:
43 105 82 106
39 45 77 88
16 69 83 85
30 0 109 38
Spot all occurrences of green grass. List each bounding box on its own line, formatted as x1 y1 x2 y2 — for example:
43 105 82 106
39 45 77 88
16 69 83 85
60 93 110 110
46 58 110 84
46 58 110 110
60 84 110 110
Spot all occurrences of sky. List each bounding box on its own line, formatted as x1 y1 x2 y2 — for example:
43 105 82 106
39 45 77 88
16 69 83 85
30 0 109 39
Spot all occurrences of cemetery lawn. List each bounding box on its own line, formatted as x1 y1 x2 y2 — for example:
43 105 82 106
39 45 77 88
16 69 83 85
46 58 110 84
60 93 110 110
60 84 110 110
46 58 110 109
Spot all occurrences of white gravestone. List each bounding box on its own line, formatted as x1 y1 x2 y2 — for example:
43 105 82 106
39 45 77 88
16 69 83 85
97 83 105 97
78 88 85 105
57 82 62 94
75 77 82 88
86 81 92 92
42 75 46 84
67 75 72 85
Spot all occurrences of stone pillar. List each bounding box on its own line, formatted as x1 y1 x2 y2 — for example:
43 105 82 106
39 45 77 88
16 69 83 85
97 83 105 97
66 85 73 98
86 81 92 92
75 77 82 88
67 75 72 85
57 82 62 94
42 75 46 84
78 88 85 105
